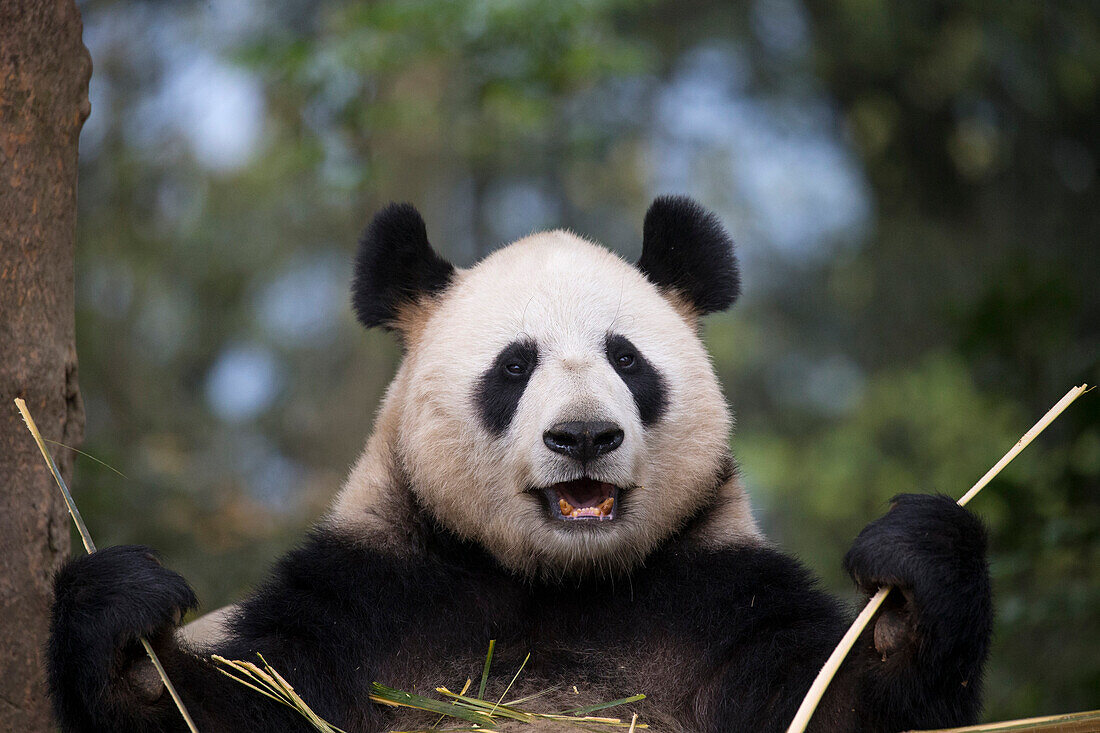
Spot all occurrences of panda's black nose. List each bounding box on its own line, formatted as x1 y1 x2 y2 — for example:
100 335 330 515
543 421 624 462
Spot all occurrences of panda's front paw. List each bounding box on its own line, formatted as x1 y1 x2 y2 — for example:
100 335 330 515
843 494 991 664
48 545 197 706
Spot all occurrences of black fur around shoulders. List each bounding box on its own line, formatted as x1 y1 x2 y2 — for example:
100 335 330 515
45 495 992 732
351 203 455 329
638 195 741 315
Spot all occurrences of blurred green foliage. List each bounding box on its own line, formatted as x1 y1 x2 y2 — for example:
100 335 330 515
74 0 1097 721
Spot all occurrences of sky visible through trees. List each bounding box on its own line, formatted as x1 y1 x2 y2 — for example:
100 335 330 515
73 0 1099 721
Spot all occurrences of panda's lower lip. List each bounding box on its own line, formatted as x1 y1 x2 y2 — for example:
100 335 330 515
541 480 620 522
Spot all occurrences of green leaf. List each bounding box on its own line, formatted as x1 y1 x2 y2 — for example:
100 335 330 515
477 639 495 700
561 694 646 716
369 683 497 728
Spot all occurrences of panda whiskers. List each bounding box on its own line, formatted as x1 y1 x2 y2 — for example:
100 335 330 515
607 273 628 335
519 293 538 334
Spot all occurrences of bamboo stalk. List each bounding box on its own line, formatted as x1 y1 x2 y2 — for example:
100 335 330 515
491 652 530 715
908 708 1100 732
785 384 1091 733
14 398 200 733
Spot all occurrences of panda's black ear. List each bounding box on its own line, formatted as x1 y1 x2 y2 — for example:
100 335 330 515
351 203 456 329
637 195 740 315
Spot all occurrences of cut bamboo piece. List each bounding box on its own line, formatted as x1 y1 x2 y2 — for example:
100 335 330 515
785 384 1091 733
908 708 1100 733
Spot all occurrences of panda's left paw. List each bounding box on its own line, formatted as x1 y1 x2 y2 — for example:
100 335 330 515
844 494 991 662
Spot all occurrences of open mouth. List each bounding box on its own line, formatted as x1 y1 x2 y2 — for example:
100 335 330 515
541 479 620 521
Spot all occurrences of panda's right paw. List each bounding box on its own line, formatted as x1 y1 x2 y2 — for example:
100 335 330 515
48 545 197 700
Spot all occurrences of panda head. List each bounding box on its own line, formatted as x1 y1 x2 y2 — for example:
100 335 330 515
342 197 749 578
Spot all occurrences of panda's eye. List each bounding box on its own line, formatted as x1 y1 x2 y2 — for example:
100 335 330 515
504 361 528 377
615 353 636 370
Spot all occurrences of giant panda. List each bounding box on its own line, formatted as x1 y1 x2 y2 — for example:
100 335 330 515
47 196 992 732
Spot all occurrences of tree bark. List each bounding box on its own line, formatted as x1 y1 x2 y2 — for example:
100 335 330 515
0 0 90 729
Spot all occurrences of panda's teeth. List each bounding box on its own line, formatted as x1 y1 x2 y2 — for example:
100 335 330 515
598 497 614 515
559 499 575 516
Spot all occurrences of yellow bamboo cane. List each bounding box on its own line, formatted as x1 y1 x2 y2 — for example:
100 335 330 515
15 398 200 733
785 384 1091 733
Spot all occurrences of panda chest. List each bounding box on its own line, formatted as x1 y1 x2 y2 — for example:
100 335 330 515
371 579 713 731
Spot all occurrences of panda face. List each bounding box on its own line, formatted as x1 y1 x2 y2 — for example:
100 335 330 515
396 231 731 577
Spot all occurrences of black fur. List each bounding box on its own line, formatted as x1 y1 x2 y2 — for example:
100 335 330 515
47 546 201 732
47 493 992 732
605 333 668 426
473 338 539 435
638 195 741 315
351 203 455 329
840 494 993 731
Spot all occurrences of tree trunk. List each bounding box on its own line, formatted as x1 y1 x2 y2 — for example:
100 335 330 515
0 0 90 729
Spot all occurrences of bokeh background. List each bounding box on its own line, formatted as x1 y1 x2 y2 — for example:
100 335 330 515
73 0 1098 722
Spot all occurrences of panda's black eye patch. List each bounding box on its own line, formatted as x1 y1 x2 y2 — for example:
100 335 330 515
475 339 539 435
606 333 667 427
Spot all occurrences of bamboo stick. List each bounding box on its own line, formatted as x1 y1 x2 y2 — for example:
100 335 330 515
785 384 1091 733
14 398 200 733
908 708 1100 732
